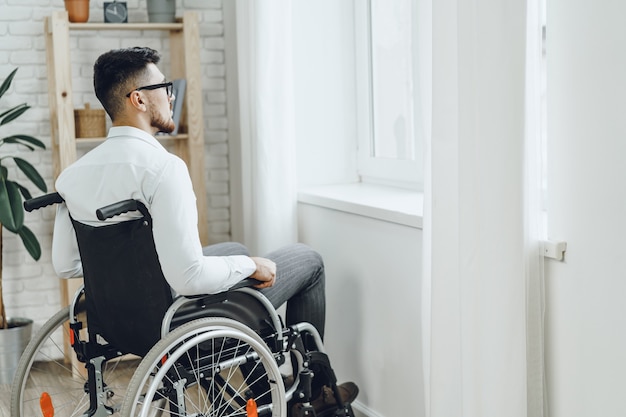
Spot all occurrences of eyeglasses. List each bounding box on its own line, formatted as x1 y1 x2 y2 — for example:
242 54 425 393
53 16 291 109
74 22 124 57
126 82 173 98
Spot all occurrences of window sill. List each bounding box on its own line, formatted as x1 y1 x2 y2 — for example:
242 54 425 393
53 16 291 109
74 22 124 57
298 183 423 229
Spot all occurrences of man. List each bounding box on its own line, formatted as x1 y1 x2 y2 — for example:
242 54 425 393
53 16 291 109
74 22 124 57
51 47 357 413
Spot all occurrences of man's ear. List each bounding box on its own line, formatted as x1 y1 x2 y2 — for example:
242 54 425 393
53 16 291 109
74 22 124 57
128 92 147 111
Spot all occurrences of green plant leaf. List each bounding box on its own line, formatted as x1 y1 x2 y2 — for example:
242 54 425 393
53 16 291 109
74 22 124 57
0 180 24 232
0 138 33 151
0 135 46 150
18 225 41 261
0 68 17 99
0 68 45 263
14 157 47 192
0 104 29 126
0 107 13 120
17 183 33 201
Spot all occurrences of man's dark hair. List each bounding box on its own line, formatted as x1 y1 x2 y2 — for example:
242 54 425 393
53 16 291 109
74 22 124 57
93 47 161 121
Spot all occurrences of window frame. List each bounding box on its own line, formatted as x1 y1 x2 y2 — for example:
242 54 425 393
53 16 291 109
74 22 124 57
354 0 425 191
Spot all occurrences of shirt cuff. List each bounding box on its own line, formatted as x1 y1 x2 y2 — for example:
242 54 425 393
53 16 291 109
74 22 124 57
232 255 257 278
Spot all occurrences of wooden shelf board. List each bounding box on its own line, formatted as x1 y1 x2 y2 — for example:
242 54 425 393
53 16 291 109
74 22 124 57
75 134 189 146
68 22 183 31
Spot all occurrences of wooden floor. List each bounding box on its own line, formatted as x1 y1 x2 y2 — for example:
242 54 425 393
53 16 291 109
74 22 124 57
1 359 138 416
0 359 256 416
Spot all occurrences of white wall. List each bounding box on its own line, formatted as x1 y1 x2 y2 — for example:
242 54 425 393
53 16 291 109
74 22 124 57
298 203 424 417
546 1 626 416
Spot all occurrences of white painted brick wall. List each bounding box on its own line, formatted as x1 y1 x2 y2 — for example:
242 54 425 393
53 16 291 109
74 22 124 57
0 0 234 335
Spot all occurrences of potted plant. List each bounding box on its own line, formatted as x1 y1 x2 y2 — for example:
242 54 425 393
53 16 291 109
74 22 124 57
64 0 90 23
0 68 47 384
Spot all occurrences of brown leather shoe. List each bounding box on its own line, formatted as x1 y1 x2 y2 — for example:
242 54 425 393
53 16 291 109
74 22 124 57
290 382 359 417
311 382 359 413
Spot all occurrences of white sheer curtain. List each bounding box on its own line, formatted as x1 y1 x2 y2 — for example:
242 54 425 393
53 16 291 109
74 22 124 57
524 0 547 414
424 0 546 416
234 0 298 255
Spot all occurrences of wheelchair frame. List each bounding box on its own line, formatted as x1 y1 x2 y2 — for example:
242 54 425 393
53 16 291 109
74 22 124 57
11 193 355 417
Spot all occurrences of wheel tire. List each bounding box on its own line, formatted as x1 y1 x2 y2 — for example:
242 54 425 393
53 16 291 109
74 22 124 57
121 317 286 417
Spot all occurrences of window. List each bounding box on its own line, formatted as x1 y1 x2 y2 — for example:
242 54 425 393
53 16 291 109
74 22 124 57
355 0 426 190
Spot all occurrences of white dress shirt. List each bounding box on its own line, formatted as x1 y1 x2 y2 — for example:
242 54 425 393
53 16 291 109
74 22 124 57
52 126 256 295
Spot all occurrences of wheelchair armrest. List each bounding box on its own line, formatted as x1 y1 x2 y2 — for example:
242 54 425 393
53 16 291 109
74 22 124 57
180 278 263 301
230 277 263 290
163 277 282 341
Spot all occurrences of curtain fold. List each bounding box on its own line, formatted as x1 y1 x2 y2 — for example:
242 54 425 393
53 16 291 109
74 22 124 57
524 0 548 414
425 0 546 416
235 0 297 255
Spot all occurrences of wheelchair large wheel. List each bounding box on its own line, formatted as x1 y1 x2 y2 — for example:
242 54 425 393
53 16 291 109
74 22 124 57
122 317 286 417
10 304 140 416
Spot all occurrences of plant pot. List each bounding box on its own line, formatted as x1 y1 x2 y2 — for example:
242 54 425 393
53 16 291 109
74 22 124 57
64 0 90 23
0 318 33 384
147 0 176 23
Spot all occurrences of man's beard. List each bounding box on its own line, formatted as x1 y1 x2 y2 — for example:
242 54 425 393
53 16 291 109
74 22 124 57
150 105 175 134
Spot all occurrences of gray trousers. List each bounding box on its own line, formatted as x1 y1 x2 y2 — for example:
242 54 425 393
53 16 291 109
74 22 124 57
202 242 326 339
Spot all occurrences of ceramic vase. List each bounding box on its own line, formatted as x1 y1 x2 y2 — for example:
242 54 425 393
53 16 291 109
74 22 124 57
0 318 33 384
147 0 176 23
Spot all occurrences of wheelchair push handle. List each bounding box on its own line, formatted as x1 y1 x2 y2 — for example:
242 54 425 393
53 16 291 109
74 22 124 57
24 192 64 212
24 193 140 222
96 199 138 221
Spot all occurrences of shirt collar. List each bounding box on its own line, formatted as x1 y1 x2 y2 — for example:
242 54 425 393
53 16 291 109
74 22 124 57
107 126 164 149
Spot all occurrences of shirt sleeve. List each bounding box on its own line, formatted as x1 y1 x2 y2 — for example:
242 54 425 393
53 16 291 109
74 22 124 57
149 157 256 295
51 202 83 278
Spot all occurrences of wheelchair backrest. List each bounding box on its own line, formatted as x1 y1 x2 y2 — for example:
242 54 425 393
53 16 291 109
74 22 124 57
26 193 281 358
70 202 173 357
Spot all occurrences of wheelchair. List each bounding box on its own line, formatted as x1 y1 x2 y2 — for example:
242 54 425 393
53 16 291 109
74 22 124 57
11 192 355 417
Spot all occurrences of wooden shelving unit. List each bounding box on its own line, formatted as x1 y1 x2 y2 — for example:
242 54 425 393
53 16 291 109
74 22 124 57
45 10 207 242
44 10 209 330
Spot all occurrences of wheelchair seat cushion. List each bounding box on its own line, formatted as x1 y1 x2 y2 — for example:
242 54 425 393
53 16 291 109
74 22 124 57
70 206 173 357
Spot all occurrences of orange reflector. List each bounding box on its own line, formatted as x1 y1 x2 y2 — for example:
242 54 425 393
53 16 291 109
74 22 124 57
161 355 167 365
246 397 258 417
69 330 75 346
40 392 54 417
